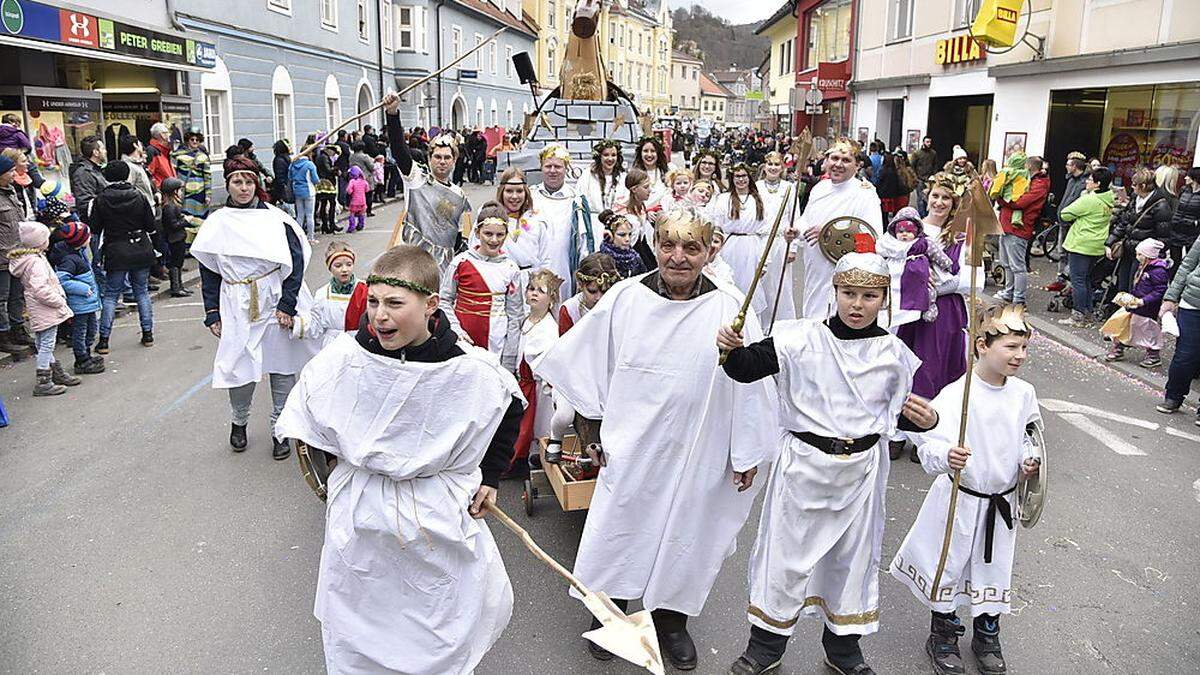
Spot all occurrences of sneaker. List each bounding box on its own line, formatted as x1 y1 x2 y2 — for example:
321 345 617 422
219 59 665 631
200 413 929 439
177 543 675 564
993 291 1013 303
140 330 154 347
1140 355 1162 368
73 358 105 375
95 337 110 354
1104 345 1125 362
1156 399 1182 414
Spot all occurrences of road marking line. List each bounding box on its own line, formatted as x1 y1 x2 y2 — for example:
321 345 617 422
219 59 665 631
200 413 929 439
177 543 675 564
1057 412 1147 456
1193 479 1200 504
159 373 213 417
1163 426 1200 443
1041 398 1159 430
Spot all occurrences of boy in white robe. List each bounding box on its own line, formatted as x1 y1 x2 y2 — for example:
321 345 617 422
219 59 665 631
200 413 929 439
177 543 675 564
718 251 939 675
292 241 367 346
274 245 524 675
534 208 777 670
889 304 1041 675
797 139 883 319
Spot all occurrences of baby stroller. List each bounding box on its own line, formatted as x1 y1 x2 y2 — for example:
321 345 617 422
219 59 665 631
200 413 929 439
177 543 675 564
1046 254 1119 321
481 157 497 185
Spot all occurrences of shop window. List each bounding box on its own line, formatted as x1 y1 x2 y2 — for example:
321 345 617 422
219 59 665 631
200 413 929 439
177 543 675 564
1079 83 1200 186
888 0 913 42
204 91 228 154
953 0 983 29
805 0 852 69
321 0 337 30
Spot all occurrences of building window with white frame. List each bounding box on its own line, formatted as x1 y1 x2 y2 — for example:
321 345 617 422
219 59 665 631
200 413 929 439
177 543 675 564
506 100 513 127
474 34 483 69
490 42 497 75
268 0 291 14
357 0 369 42
451 25 462 58
505 45 513 78
326 97 339 130
397 5 414 50
888 0 913 41
274 94 293 142
548 0 556 29
547 38 556 77
320 0 337 29
490 100 498 126
953 0 983 28
381 1 392 51
204 91 228 152
805 0 852 68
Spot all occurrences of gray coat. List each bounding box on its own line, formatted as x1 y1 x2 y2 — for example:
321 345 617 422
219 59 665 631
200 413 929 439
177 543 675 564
1057 172 1087 225
0 185 22 270
69 159 108 223
1166 240 1200 309
350 151 376 189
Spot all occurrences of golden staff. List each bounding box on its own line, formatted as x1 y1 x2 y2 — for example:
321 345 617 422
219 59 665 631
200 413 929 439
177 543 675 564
766 182 802 334
293 27 508 160
766 128 813 334
719 183 792 364
928 178 1004 601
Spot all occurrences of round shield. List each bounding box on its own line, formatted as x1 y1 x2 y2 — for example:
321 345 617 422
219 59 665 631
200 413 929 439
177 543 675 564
295 440 337 502
817 216 876 263
1016 420 1047 528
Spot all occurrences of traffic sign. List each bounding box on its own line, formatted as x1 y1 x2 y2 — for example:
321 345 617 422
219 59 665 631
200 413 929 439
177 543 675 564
805 88 824 105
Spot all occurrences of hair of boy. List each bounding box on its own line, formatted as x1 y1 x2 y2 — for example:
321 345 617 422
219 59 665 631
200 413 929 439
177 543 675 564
655 206 714 247
528 267 565 307
475 200 510 229
369 245 440 297
79 135 103 160
1090 167 1113 192
575 252 621 290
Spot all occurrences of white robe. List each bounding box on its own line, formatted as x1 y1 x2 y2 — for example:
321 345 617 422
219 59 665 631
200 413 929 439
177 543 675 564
705 192 776 325
518 313 559 454
890 374 1040 617
503 211 552 293
293 280 359 346
575 169 628 235
747 319 919 636
797 178 883 319
758 179 799 325
274 335 520 675
190 204 321 388
533 275 778 615
531 183 595 298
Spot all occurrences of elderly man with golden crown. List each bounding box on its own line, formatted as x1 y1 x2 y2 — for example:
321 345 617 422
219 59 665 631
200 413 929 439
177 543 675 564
797 139 884 319
383 92 472 273
534 207 777 671
530 144 595 297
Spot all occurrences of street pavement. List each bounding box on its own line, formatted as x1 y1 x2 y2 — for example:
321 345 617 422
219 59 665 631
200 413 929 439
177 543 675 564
3 186 1200 674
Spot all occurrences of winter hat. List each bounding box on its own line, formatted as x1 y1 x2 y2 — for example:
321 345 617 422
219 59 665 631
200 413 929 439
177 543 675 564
59 220 91 248
325 241 356 269
887 206 924 237
39 178 65 199
102 160 131 182
161 176 184 195
18 221 49 251
223 156 270 203
348 165 364 180
37 197 70 224
1136 238 1165 259
952 145 968 161
0 154 14 176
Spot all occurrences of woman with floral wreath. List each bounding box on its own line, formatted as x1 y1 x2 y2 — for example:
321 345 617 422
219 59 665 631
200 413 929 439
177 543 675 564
575 139 628 237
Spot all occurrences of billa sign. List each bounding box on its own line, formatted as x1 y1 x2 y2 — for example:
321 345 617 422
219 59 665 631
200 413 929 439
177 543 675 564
935 35 986 65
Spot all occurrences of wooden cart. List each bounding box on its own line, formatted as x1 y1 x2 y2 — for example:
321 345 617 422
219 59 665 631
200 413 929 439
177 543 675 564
523 436 598 516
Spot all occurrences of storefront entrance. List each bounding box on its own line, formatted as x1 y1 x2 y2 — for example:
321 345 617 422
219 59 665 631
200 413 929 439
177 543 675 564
927 94 992 167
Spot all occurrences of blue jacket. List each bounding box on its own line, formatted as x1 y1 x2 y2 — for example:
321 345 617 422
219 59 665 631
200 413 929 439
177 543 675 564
49 241 101 314
288 157 319 199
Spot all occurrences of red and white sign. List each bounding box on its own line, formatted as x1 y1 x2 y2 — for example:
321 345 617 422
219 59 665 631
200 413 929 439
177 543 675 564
816 60 849 99
59 11 98 49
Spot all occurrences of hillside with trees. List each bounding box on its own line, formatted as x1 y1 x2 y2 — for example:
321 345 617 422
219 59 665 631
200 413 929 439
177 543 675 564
671 5 772 72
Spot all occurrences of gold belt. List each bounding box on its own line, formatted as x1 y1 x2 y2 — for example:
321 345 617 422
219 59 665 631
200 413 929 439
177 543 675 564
225 266 282 322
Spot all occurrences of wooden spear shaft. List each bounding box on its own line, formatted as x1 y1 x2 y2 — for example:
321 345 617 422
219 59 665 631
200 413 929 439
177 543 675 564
719 183 793 365
293 27 507 160
767 182 802 334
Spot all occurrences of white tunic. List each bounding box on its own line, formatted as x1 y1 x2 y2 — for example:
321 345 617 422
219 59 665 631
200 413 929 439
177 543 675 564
274 335 520 675
293 280 359 346
706 191 776 324
531 183 595 298
797 178 883 319
575 168 628 234
190 204 321 388
889 374 1040 617
503 211 552 278
747 319 918 636
518 313 559 452
533 275 778 615
757 179 799 324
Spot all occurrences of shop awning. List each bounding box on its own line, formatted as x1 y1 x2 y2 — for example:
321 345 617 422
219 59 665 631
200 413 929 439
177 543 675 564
989 40 1200 78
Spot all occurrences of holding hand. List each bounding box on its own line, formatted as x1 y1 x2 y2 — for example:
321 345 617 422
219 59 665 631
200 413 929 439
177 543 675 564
209 320 222 338
1161 300 1178 318
948 445 970 471
903 394 937 429
732 466 758 492
383 92 401 115
802 225 821 244
276 310 294 329
584 442 606 467
1021 458 1041 479
716 325 744 351
783 227 798 243
469 485 496 519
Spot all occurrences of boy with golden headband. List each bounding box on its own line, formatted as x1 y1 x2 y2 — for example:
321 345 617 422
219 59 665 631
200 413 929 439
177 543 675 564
274 245 524 674
719 250 938 675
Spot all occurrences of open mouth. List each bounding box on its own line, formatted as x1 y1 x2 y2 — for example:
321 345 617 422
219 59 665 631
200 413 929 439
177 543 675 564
375 326 399 341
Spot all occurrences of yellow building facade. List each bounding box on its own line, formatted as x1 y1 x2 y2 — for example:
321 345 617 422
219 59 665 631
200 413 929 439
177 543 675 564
755 2 799 131
523 0 674 115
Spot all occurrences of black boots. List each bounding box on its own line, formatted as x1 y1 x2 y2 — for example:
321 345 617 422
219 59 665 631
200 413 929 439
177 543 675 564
141 330 154 347
0 328 32 356
654 609 697 670
169 267 192 297
272 437 291 461
971 614 1006 674
927 612 966 675
587 598 627 661
95 337 110 354
730 625 788 674
822 626 874 674
888 440 905 460
230 423 248 451
74 356 105 375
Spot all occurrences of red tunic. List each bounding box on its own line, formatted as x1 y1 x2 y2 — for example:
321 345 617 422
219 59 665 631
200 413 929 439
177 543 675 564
452 260 495 349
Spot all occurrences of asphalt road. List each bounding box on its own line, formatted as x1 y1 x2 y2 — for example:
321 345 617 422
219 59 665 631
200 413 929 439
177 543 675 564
2 187 1199 674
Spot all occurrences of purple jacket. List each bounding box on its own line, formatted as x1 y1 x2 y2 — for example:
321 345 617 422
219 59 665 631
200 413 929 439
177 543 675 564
0 124 32 153
1132 259 1170 318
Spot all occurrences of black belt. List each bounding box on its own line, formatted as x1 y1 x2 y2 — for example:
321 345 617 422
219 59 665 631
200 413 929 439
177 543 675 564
792 431 880 456
957 483 1016 564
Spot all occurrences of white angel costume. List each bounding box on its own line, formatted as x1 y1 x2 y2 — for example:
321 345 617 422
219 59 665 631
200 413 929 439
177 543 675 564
889 374 1041 617
796 177 882 318
531 182 595 297
274 335 520 675
533 273 778 615
705 191 776 325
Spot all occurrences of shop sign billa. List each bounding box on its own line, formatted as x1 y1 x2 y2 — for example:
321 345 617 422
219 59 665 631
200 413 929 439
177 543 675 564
935 35 986 66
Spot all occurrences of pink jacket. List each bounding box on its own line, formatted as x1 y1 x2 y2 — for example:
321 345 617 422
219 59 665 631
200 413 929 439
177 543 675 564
345 177 369 211
8 222 72 332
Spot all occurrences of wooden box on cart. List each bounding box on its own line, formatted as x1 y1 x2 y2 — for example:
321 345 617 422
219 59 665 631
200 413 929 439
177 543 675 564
533 436 597 512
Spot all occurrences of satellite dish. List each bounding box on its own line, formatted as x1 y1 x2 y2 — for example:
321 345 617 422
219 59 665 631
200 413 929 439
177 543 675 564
967 0 1045 59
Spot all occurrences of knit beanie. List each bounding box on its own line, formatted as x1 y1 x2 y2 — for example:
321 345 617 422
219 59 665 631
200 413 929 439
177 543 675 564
1136 238 1164 259
0 154 13 176
325 241 356 270
59 220 91 248
103 160 131 182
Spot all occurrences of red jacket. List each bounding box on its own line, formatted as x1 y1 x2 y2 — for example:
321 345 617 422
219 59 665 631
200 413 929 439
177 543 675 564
147 137 176 188
998 171 1049 239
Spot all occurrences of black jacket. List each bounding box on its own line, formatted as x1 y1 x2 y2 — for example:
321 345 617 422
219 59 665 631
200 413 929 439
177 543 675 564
1107 188 1174 248
88 181 157 271
271 152 292 203
876 163 904 199
316 152 338 181
69 159 108 223
1171 186 1200 249
160 202 190 245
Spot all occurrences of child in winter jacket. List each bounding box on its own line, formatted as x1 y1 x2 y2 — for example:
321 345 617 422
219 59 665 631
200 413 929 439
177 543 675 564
1107 238 1170 367
159 177 199 297
49 221 104 374
7 221 80 395
344 166 369 233
372 156 386 206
